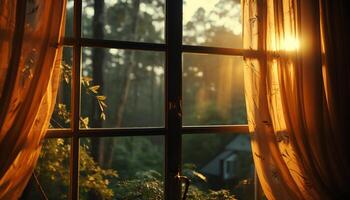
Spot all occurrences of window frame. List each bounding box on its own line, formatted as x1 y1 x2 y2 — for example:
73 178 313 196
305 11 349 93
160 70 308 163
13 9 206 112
45 0 262 199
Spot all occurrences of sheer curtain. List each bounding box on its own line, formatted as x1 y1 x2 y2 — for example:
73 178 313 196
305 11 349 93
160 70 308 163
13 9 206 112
243 0 350 199
0 1 66 199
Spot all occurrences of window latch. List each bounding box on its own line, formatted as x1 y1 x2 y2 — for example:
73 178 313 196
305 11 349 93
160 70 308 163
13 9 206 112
175 173 190 200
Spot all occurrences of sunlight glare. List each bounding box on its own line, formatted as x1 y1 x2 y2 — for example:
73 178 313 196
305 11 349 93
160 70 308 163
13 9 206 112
283 37 299 51
183 0 242 36
183 0 217 24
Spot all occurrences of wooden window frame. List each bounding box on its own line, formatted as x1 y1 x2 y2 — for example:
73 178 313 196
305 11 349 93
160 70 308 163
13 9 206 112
45 0 262 199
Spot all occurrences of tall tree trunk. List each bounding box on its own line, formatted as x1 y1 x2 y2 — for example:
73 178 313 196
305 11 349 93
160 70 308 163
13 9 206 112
151 66 155 125
105 0 141 168
89 0 105 199
115 0 140 127
91 0 105 129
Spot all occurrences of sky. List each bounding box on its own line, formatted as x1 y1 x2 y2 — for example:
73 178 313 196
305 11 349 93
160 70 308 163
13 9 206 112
183 0 242 35
183 0 218 24
69 0 242 36
74 0 226 24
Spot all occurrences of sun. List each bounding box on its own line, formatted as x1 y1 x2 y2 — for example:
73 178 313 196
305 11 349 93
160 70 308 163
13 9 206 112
283 36 300 51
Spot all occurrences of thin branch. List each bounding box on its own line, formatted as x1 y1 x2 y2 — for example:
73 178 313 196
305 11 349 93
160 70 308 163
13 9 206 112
32 172 48 200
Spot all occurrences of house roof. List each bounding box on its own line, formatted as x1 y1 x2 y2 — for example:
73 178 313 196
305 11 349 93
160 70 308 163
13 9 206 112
201 150 237 176
200 134 251 176
225 134 251 152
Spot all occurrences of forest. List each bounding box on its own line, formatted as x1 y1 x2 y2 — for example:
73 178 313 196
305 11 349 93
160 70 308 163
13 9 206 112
21 0 254 199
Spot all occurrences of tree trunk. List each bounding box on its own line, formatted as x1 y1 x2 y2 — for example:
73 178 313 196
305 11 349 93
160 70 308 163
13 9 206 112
151 66 155 125
89 0 105 199
91 0 105 129
115 0 140 127
105 0 141 168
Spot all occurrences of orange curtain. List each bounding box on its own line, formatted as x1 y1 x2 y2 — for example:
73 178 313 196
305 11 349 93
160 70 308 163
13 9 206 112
0 0 66 199
243 0 350 199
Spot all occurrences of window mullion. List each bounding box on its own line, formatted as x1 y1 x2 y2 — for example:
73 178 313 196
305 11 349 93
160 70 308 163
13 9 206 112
70 0 82 199
165 0 183 199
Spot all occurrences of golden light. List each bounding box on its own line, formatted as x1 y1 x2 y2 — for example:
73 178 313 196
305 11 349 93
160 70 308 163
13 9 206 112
283 36 300 51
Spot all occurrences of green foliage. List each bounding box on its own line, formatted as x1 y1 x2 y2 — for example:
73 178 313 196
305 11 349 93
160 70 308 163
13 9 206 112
50 64 107 129
185 186 237 200
207 190 237 200
34 139 70 199
112 171 163 200
182 164 237 200
35 139 116 200
110 137 163 178
79 144 118 199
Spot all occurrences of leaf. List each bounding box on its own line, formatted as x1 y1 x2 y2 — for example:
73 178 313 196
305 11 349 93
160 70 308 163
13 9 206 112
80 117 89 128
81 76 92 87
57 139 64 145
98 101 104 112
193 171 207 182
100 101 107 108
96 95 106 100
64 76 70 84
89 85 100 93
82 76 92 83
100 112 106 120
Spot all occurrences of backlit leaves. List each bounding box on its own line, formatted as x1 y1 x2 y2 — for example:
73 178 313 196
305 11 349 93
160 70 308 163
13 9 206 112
88 85 100 94
60 62 71 84
80 117 89 129
50 68 109 128
81 76 108 121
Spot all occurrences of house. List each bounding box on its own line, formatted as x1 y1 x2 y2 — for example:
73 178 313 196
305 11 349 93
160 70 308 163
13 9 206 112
201 135 254 181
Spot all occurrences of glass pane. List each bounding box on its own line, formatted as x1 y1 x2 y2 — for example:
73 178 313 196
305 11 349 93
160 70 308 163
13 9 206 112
21 138 71 200
183 0 242 48
183 53 247 126
49 47 72 129
182 133 254 200
82 0 165 43
80 48 165 128
79 136 164 200
65 0 74 37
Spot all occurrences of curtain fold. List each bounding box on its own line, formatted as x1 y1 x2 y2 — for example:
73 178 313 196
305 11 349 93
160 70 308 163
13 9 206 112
0 0 66 199
319 0 350 197
243 0 350 199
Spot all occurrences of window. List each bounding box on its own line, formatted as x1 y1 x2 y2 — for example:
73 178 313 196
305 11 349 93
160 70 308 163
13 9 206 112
23 0 262 199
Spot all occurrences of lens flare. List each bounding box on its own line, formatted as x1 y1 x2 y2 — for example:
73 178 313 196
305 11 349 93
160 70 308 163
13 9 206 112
283 37 299 51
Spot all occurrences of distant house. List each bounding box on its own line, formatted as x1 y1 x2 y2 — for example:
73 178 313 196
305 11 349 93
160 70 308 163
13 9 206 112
201 135 254 181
